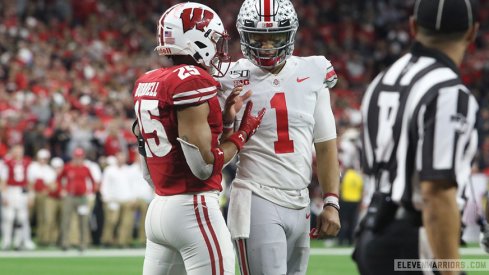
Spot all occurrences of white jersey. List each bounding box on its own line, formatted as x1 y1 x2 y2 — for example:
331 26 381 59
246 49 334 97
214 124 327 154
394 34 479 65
27 162 57 186
219 56 337 208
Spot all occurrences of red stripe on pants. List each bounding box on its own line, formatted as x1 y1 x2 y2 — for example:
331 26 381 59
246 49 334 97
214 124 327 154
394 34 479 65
193 195 216 275
201 195 224 275
237 239 249 275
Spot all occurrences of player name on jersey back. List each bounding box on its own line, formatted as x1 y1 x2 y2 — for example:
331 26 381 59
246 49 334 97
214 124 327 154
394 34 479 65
134 82 160 97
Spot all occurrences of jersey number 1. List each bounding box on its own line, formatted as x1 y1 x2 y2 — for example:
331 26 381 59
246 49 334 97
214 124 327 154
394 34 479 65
271 93 294 154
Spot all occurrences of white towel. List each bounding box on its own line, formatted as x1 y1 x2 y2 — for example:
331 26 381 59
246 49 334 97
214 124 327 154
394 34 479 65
227 180 252 239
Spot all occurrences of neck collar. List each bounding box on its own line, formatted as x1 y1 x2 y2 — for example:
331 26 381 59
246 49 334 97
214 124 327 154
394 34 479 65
411 42 460 75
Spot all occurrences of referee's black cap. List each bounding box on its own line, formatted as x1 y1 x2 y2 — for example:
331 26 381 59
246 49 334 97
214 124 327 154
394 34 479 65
414 0 479 33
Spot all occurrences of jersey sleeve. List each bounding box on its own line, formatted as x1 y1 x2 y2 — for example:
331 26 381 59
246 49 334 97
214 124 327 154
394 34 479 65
312 56 338 89
417 87 478 184
313 86 337 143
171 74 218 107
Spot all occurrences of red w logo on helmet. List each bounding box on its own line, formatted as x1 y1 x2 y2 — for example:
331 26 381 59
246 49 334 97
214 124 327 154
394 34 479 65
181 8 214 33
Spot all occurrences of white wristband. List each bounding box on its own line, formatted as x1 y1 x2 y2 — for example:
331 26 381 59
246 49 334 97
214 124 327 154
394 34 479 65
223 121 234 129
323 193 340 210
323 196 339 206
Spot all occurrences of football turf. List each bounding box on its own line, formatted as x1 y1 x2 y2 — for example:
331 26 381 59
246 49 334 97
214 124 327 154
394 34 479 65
0 255 357 275
0 243 486 275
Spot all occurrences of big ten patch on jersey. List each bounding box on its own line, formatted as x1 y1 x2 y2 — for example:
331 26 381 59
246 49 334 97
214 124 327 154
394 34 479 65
134 82 159 98
229 69 250 87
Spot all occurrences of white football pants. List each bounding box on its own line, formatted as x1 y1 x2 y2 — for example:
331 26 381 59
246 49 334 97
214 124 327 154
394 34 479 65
143 192 234 275
1 186 33 250
235 194 310 275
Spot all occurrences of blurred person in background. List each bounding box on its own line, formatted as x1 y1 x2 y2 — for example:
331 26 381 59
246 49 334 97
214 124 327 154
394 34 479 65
354 1 480 274
67 112 94 155
27 148 56 246
0 144 36 250
218 0 340 274
337 164 363 246
100 151 135 248
49 114 72 160
134 2 264 274
44 157 64 247
337 130 363 246
103 119 128 157
67 149 102 247
127 151 154 247
58 147 97 251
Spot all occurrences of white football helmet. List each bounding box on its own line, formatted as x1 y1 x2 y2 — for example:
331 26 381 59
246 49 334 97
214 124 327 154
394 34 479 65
237 0 298 69
156 2 230 77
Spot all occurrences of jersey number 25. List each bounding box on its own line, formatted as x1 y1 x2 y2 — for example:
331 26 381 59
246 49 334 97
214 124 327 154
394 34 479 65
135 99 171 157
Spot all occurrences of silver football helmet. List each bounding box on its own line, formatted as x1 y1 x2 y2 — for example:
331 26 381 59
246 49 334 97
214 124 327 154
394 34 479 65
236 0 299 69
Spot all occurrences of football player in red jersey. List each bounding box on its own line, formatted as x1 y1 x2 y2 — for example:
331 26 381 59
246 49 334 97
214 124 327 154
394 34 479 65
133 3 264 275
0 144 36 250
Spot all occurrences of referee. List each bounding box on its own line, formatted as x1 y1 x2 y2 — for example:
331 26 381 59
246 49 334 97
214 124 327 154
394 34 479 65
353 0 479 274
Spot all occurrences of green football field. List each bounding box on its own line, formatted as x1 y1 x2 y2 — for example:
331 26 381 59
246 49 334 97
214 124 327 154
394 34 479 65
0 242 486 275
0 255 356 275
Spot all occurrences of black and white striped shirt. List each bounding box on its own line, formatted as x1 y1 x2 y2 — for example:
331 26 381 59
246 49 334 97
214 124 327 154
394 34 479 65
361 42 478 210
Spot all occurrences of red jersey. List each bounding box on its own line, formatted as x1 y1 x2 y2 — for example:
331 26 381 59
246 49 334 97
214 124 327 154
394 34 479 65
104 135 123 156
57 163 95 196
133 65 223 196
4 158 31 187
48 180 63 199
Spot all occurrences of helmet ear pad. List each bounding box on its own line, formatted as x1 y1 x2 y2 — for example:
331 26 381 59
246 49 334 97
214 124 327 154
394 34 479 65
236 0 299 69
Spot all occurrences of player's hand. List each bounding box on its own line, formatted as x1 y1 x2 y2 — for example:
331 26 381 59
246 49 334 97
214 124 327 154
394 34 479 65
311 206 340 239
226 101 265 151
223 85 252 126
237 101 265 141
324 59 338 89
480 227 489 253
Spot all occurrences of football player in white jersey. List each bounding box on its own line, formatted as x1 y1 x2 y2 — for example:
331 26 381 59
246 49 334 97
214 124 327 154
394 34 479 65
218 0 341 274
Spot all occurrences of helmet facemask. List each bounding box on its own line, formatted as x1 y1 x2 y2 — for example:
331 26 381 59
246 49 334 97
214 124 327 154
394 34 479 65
206 29 231 77
239 26 296 69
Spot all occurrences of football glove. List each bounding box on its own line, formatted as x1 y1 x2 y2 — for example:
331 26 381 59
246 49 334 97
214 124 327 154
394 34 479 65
227 101 265 151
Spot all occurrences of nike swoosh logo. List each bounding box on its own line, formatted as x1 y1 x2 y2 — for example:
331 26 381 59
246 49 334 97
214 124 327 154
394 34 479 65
297 77 310 83
306 213 311 219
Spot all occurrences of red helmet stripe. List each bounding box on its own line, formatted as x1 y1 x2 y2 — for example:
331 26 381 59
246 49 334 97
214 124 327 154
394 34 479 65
263 0 271 22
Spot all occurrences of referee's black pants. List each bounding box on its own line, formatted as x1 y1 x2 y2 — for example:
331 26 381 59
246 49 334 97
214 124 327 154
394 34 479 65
352 218 427 275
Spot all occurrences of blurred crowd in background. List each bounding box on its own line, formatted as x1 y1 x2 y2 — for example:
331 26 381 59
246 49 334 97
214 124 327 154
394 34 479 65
0 0 489 250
